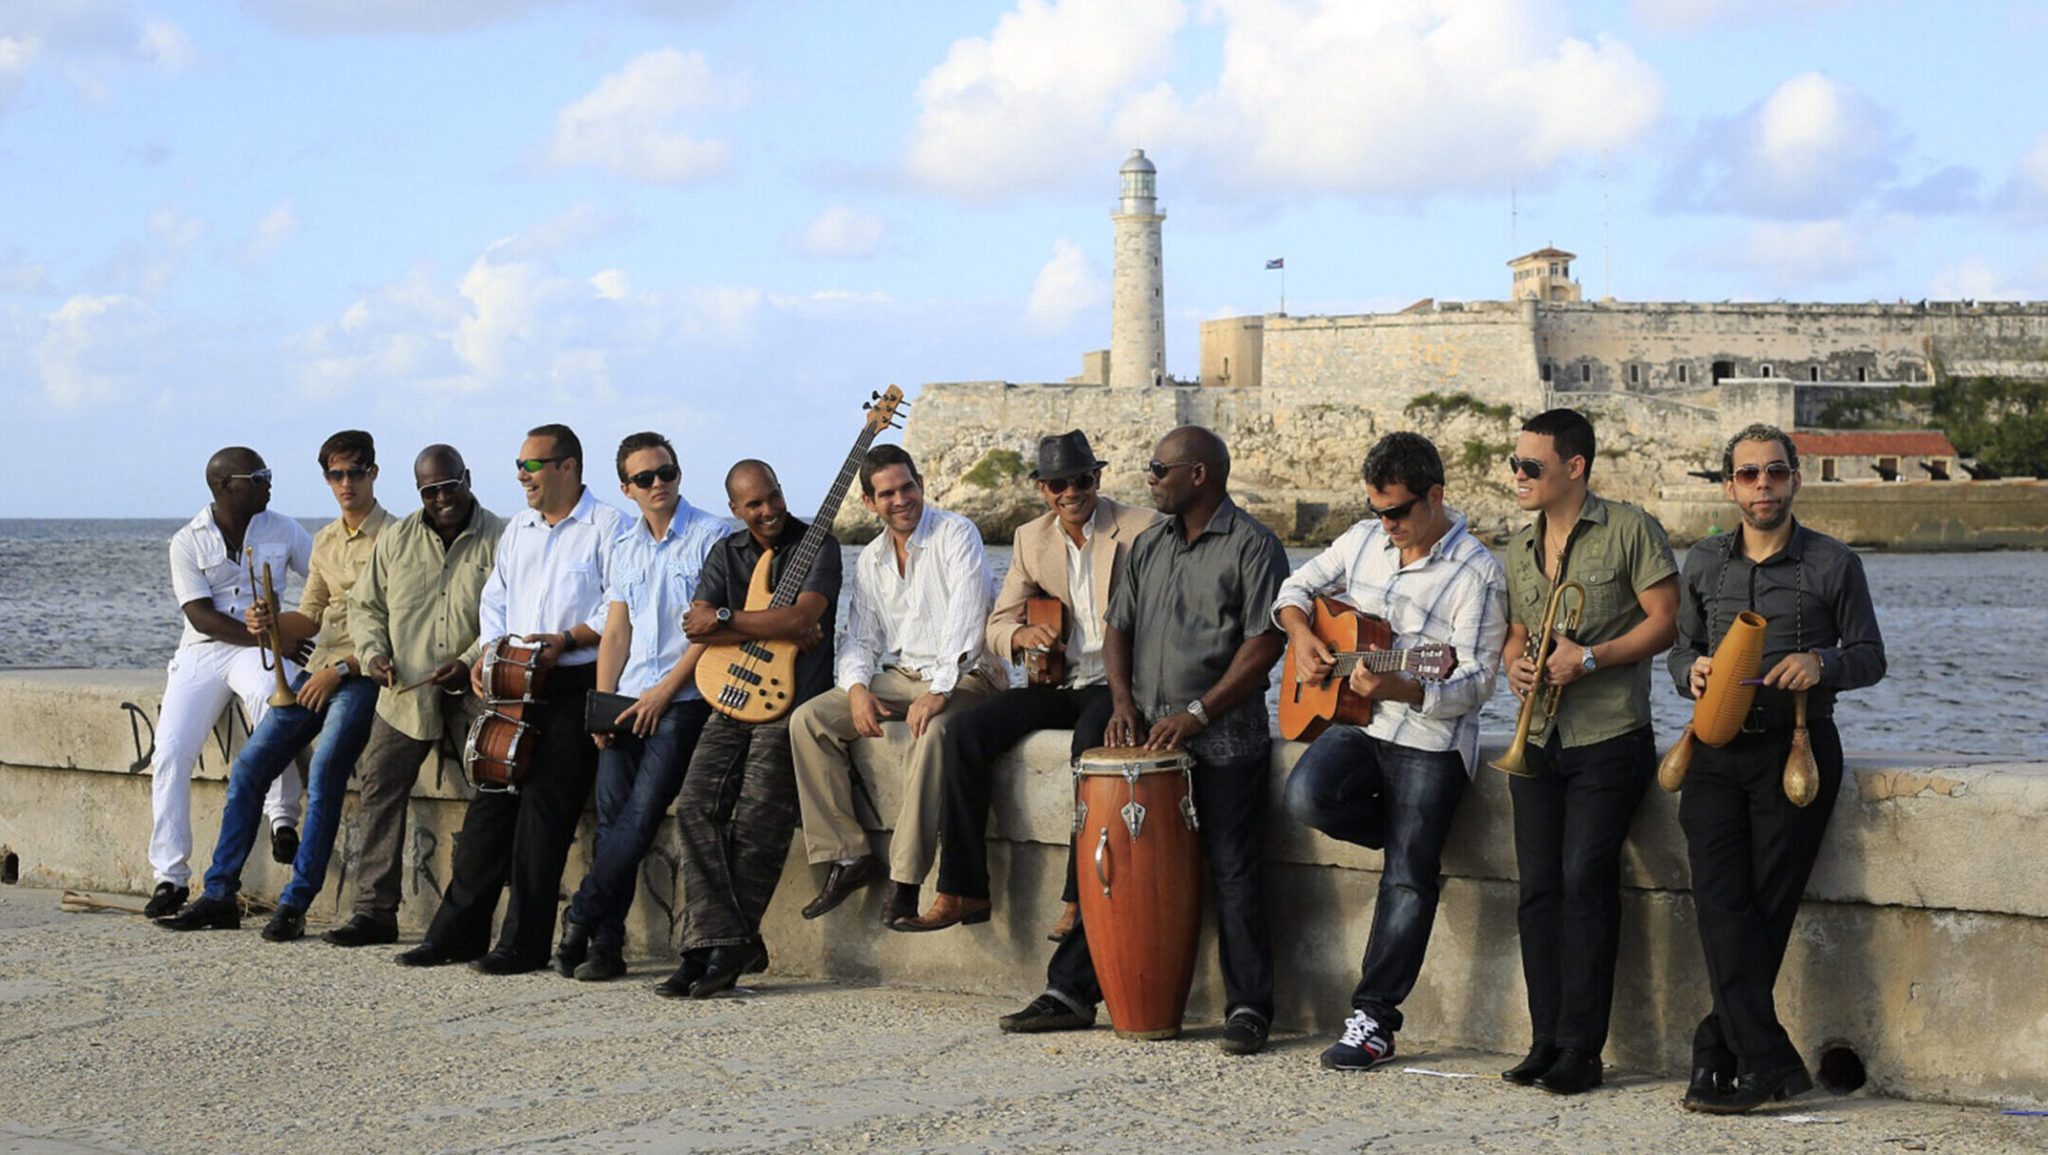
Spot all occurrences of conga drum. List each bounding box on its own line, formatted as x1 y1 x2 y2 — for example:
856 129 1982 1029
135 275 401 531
479 635 548 703
1073 746 1201 1040
462 705 535 793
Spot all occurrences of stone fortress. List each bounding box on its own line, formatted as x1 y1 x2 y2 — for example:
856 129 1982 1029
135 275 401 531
890 151 2048 547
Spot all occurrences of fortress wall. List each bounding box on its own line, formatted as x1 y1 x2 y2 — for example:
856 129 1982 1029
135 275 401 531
1259 305 1546 413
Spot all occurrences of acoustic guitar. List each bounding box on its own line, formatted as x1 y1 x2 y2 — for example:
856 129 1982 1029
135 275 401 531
695 387 907 722
1278 596 1459 742
1021 595 1068 687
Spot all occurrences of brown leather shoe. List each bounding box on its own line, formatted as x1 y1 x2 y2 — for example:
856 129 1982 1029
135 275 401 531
800 854 885 920
1046 901 1079 943
893 892 992 933
880 882 920 929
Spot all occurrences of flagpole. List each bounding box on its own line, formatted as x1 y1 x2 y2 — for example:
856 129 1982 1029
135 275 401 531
1281 265 1286 316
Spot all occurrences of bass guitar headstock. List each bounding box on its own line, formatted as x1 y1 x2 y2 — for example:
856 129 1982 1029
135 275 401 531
864 386 908 434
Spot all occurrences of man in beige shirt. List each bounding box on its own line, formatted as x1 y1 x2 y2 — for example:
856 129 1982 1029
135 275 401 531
159 430 392 942
323 444 505 948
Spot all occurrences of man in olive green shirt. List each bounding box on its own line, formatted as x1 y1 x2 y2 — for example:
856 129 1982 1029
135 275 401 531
1497 408 1678 1095
324 444 506 947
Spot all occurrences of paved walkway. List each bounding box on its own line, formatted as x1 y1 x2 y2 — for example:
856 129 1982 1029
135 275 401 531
0 888 2040 1155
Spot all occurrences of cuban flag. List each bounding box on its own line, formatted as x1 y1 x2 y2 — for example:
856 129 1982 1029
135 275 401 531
1266 258 1285 269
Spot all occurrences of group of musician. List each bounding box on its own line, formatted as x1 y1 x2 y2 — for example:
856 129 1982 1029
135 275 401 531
140 406 1883 1116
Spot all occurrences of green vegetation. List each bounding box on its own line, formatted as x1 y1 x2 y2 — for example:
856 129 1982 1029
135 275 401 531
1405 391 1516 422
1460 437 1514 475
1824 376 2048 477
961 447 1027 489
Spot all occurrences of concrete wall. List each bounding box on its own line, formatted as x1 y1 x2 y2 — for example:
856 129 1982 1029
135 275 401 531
4 670 2048 1107
1198 315 1264 389
1657 477 2048 549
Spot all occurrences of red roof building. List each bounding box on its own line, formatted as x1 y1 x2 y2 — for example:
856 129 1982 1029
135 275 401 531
1793 429 1961 481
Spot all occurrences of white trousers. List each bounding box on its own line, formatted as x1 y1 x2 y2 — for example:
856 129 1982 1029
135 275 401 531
148 641 305 887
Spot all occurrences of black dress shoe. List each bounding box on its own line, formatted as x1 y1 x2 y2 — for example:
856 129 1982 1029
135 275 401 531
142 882 189 919
323 914 399 947
271 825 300 865
394 940 481 968
261 905 307 942
1501 1041 1559 1085
1689 1063 1814 1115
573 942 626 982
997 994 1096 1034
157 895 240 931
552 921 590 977
1218 1008 1271 1056
654 954 708 999
801 855 885 920
880 882 919 929
1682 1066 1734 1111
1535 1048 1605 1095
472 948 544 976
689 941 767 999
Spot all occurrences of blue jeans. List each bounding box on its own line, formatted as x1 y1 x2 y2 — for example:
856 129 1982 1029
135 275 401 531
565 698 712 948
203 674 379 910
1284 726 1468 1030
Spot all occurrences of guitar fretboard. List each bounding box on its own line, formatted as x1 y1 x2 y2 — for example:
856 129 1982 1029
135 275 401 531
1331 650 1419 676
765 418 884 608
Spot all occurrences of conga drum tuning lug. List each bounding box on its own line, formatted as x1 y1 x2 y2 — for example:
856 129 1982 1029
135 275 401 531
1122 800 1147 840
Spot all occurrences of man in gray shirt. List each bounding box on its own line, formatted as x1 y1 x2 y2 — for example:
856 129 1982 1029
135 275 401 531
997 425 1290 1056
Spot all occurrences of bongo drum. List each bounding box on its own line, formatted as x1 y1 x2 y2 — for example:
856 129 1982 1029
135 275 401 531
463 704 535 793
1073 745 1201 1040
480 635 548 703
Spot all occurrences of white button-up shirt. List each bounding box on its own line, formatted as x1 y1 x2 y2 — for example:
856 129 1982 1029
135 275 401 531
838 505 998 695
1062 521 1106 688
470 487 629 669
603 498 731 698
169 506 315 652
1271 512 1509 776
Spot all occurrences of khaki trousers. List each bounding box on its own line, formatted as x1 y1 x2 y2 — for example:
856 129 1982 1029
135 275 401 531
789 667 1002 886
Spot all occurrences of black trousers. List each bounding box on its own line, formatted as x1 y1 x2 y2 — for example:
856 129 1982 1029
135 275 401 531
1679 717 1843 1074
426 663 599 962
1507 725 1655 1054
935 684 1113 900
1044 747 1274 1023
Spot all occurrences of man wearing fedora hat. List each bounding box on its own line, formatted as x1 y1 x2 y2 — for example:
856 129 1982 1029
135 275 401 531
895 430 1160 933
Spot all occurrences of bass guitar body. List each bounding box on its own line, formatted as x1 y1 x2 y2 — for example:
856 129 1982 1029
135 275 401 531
695 548 801 723
1279 598 1393 743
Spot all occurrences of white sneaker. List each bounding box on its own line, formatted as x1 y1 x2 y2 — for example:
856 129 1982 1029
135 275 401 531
1321 1009 1397 1071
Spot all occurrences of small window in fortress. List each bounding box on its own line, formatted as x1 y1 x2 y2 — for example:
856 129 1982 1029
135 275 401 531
1581 363 1591 383
1713 360 1734 384
1878 455 1900 478
1810 366 1820 381
1858 367 1870 382
1822 458 1838 481
1760 363 1772 377
1678 364 1689 384
1629 364 1640 385
1542 362 1552 383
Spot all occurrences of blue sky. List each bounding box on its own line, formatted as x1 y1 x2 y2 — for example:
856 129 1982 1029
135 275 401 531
3 0 2044 519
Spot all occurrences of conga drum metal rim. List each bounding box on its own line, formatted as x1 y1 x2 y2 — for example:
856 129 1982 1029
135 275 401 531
480 635 548 704
462 708 531 794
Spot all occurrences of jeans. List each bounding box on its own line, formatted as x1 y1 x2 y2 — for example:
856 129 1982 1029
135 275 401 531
1283 727 1467 1031
676 713 803 954
564 698 712 948
1680 718 1844 1074
1046 744 1274 1022
202 674 379 910
1507 725 1655 1054
936 684 1112 900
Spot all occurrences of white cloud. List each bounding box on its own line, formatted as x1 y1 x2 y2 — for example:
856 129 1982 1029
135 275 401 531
35 293 160 408
1629 0 1848 32
905 0 1663 201
542 49 731 185
1663 72 1898 218
0 3 195 115
240 0 726 37
1996 134 2048 224
1704 219 1881 287
1928 258 2048 301
0 36 37 110
98 208 204 297
1024 239 1105 333
0 253 49 294
239 203 301 265
794 206 887 260
138 19 195 69
590 269 630 300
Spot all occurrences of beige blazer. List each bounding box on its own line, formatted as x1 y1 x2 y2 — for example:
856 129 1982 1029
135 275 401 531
985 496 1162 663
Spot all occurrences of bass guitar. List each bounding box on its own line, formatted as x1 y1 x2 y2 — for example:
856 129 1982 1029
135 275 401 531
695 387 907 722
1277 596 1459 742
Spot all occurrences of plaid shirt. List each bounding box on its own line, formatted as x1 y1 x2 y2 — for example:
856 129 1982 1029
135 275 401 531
1272 511 1508 777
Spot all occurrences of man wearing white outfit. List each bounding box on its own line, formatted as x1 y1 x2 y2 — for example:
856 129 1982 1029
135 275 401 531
143 447 311 918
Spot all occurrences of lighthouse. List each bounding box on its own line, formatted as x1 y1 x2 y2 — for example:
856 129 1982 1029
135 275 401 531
1110 149 1165 390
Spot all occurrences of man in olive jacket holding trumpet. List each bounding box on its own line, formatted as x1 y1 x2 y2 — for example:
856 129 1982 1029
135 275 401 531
1666 422 1886 1115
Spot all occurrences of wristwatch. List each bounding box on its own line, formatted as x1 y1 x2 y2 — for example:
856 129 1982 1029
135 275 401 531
1186 699 1209 725
1580 646 1598 674
331 658 352 676
715 606 733 625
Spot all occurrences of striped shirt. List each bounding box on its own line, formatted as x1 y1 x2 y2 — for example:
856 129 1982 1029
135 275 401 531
1272 511 1509 777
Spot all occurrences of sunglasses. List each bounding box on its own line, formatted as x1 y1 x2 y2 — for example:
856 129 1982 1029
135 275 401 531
628 464 681 489
1732 462 1796 485
515 456 567 473
227 469 273 485
1041 472 1098 495
1507 455 1553 480
417 476 467 498
324 464 373 483
1366 495 1423 522
1146 460 1199 481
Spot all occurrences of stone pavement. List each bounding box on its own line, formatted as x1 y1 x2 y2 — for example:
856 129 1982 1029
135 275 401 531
0 888 2040 1155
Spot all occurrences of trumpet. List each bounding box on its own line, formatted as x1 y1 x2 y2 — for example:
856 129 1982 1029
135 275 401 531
1489 580 1586 778
246 548 298 709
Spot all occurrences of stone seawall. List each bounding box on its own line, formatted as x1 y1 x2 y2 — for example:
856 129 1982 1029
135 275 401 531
3 670 2047 1106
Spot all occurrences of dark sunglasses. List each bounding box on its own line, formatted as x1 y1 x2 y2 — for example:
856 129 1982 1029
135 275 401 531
227 469 273 485
1366 495 1423 522
417 475 468 498
628 464 681 489
324 464 373 483
1507 455 1552 480
1732 462 1796 485
515 456 567 473
1146 459 1198 481
1041 472 1098 495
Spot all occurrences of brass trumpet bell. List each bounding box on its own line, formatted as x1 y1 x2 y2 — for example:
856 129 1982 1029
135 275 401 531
1489 580 1586 778
247 549 298 709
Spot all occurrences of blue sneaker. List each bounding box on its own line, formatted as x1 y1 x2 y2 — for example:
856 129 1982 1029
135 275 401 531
1321 1010 1397 1071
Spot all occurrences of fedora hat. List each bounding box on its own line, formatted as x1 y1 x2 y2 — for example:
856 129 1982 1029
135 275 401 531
1029 430 1108 482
